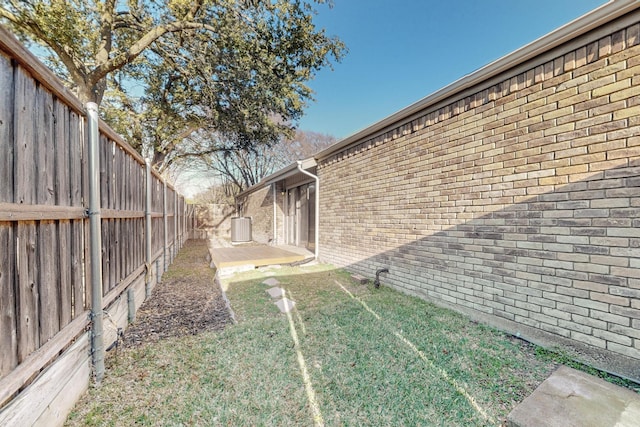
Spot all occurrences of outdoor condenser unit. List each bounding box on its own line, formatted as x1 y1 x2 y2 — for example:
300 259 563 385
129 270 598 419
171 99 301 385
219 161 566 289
230 217 252 243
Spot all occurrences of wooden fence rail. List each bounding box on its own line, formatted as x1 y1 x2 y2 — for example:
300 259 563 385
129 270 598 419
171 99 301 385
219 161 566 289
0 25 192 425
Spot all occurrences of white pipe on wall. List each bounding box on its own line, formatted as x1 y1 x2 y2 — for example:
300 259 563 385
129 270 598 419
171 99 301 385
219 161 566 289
272 183 277 245
283 187 288 245
297 161 319 260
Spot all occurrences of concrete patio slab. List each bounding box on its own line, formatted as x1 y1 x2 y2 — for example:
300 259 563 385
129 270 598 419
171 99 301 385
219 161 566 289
275 297 296 313
266 287 284 299
210 246 305 269
507 366 640 427
262 277 280 287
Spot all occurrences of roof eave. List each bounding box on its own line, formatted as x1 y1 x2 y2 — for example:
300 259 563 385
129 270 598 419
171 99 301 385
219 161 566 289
236 157 317 198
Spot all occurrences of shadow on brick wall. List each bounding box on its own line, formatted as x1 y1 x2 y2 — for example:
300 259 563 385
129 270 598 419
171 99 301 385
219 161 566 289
324 160 640 381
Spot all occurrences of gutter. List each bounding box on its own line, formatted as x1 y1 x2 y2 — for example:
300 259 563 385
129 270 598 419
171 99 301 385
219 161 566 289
315 0 640 162
297 161 320 260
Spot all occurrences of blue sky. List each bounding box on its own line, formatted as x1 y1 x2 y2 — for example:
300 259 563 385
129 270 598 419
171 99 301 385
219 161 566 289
297 0 607 139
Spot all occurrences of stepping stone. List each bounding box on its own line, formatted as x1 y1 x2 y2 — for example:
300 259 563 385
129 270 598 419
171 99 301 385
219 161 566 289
266 287 284 299
262 277 280 287
507 365 640 427
275 297 295 313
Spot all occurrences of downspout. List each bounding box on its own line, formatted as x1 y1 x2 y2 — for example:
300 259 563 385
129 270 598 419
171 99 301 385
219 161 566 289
272 183 277 245
297 161 319 260
283 187 288 244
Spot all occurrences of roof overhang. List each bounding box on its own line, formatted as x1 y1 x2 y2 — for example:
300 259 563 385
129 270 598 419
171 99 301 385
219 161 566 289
236 157 317 198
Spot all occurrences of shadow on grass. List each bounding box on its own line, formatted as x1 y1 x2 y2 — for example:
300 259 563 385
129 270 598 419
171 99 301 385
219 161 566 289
66 263 638 427
219 264 554 426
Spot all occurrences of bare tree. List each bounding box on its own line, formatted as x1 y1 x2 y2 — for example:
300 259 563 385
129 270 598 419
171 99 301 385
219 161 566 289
275 129 337 166
183 129 337 198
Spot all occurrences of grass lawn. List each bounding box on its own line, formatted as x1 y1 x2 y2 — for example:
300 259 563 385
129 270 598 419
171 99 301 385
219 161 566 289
66 263 637 426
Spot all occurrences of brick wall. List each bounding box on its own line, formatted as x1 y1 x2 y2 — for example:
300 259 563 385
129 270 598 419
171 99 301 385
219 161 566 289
318 16 640 379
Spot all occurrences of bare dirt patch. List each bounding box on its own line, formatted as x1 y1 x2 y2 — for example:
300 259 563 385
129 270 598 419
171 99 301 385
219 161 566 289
121 239 231 349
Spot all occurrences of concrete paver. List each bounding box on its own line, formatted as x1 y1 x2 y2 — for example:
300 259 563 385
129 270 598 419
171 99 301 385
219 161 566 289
507 366 640 427
262 277 280 287
266 287 284 299
275 298 296 313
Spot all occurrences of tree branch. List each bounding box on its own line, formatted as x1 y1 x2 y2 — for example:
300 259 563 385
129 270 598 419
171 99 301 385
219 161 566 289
96 0 115 66
0 6 88 87
88 2 216 84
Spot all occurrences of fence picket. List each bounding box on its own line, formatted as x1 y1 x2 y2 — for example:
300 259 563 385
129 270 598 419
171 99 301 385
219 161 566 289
0 224 17 377
71 220 84 318
58 220 72 325
0 53 17 378
17 223 39 362
55 98 73 325
14 65 39 362
15 66 36 206
36 86 61 342
38 220 60 342
0 54 13 203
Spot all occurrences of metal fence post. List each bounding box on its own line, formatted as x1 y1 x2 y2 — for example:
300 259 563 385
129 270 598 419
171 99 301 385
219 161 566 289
174 190 178 257
163 181 168 272
86 102 104 383
144 159 152 298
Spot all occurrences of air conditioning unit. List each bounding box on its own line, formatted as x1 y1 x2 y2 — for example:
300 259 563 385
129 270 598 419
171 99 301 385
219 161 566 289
230 217 252 243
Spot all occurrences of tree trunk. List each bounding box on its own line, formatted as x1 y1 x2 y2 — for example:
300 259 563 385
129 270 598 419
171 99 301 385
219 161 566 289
76 80 105 105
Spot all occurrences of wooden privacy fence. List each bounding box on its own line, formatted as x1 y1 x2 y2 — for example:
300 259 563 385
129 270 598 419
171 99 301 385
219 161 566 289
0 26 191 424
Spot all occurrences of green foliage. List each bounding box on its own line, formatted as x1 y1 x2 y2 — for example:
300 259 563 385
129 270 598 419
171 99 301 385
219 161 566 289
0 0 345 170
